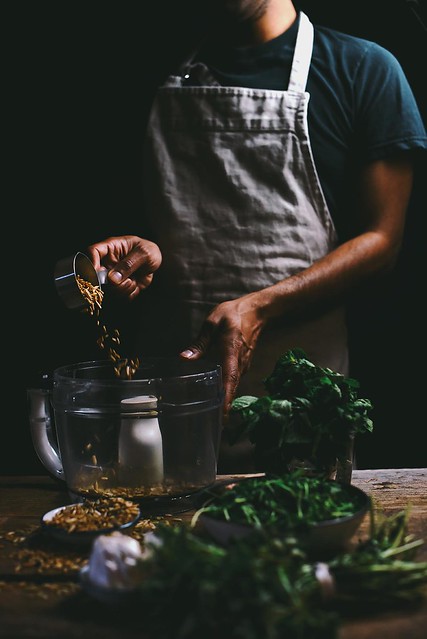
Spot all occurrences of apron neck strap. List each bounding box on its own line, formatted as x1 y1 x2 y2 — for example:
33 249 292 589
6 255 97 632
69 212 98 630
288 12 314 92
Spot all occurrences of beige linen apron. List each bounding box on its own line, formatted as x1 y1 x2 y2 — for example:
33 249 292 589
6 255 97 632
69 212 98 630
142 12 349 403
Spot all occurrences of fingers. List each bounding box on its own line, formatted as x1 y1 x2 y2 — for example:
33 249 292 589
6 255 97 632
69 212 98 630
109 240 162 284
180 319 251 417
87 236 162 299
221 357 241 416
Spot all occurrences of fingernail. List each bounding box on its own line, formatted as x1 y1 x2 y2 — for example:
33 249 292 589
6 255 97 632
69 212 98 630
109 271 123 283
180 349 195 358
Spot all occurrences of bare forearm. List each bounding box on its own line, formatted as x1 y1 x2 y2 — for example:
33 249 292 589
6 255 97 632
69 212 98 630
253 229 402 323
254 156 413 322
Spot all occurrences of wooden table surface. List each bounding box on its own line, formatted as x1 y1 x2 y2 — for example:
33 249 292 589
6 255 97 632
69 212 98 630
1 468 426 639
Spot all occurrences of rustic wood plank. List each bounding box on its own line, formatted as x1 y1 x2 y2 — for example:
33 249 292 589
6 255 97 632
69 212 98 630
1 470 426 639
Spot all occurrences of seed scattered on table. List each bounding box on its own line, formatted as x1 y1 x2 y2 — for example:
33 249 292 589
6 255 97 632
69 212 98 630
0 517 170 598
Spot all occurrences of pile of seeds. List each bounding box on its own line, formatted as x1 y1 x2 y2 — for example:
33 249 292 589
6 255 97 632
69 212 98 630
45 498 140 533
76 274 140 379
76 274 104 315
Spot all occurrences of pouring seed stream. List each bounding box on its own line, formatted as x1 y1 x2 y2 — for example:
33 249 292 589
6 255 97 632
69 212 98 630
76 275 140 379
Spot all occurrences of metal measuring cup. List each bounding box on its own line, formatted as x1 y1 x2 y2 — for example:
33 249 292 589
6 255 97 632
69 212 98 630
54 251 107 310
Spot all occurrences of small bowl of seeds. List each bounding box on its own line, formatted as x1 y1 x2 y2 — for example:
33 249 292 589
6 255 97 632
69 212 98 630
41 497 141 545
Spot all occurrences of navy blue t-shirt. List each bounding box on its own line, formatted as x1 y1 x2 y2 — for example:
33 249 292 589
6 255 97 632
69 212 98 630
191 13 427 240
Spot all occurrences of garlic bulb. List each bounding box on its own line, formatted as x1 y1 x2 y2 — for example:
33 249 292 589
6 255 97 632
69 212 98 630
86 531 144 590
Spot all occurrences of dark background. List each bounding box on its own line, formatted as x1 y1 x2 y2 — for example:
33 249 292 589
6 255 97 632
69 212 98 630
5 1 426 474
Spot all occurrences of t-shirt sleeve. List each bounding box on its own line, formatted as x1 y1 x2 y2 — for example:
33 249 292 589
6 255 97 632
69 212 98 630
353 43 427 161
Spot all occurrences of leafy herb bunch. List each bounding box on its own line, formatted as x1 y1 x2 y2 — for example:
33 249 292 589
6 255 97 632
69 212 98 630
230 348 373 475
136 524 338 639
134 506 427 639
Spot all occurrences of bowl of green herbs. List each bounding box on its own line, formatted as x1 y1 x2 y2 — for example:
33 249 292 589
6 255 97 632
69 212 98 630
193 472 370 556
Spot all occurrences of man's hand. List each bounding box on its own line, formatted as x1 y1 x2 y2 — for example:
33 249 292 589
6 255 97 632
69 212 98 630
87 235 162 301
180 292 266 416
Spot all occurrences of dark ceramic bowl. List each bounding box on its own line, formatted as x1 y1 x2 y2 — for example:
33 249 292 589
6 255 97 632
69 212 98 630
197 477 370 556
41 503 141 546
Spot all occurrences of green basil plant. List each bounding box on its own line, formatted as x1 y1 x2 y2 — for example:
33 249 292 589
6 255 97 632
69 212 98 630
229 348 374 479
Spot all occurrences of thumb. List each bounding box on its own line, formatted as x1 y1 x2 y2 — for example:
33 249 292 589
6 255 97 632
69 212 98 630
180 347 201 360
180 322 215 360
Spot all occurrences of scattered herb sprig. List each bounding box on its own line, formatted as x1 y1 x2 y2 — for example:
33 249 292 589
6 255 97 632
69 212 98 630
329 507 427 612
